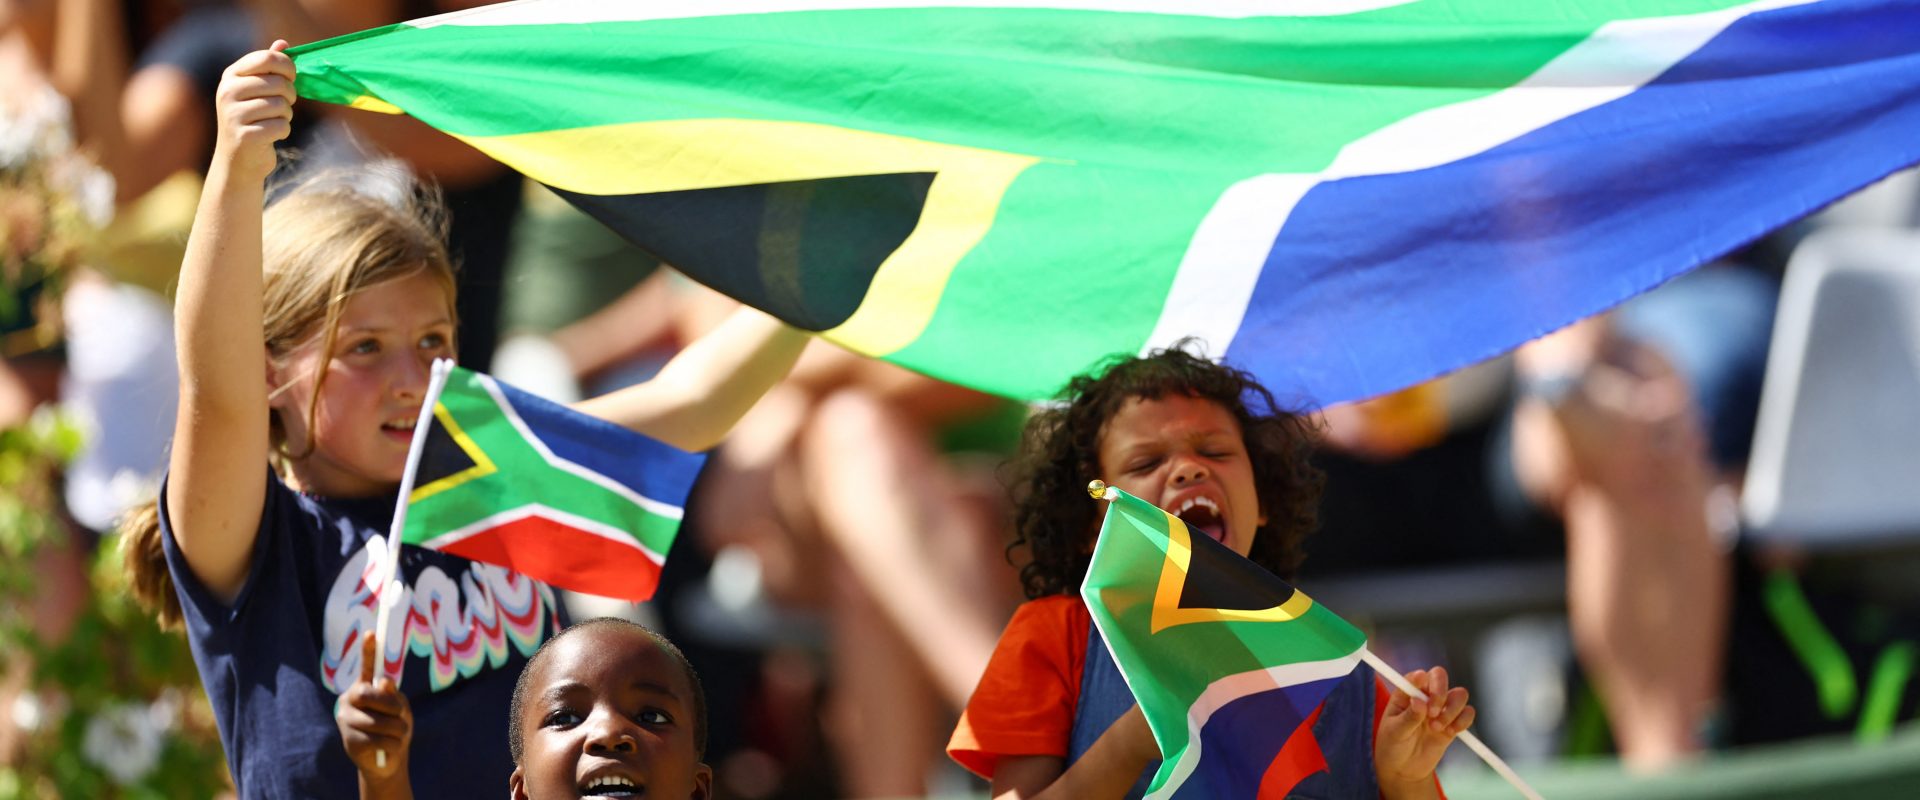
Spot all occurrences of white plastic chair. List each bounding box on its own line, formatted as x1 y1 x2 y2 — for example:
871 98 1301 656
1741 227 1920 549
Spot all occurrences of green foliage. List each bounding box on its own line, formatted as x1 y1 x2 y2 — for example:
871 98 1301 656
0 412 228 798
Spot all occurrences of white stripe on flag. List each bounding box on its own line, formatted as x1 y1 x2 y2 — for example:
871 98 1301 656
476 375 687 521
1145 0 1816 364
417 502 667 565
407 0 1414 29
1146 647 1366 800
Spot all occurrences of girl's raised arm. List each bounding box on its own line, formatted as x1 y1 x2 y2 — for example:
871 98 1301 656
572 306 808 451
165 42 295 603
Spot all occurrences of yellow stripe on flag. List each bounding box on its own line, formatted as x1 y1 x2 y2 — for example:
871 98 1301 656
452 118 1037 356
348 94 405 115
408 401 498 504
1150 507 1314 634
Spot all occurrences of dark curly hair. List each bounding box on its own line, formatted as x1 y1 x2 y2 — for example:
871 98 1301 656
507 617 708 764
1006 341 1324 599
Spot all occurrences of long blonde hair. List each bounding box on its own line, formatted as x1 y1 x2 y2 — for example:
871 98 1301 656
125 169 457 629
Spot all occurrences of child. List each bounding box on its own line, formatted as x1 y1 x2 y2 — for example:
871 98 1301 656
121 41 806 797
336 618 711 800
948 344 1474 799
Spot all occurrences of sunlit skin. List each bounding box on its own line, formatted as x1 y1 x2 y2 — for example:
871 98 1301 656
510 626 713 800
1096 394 1266 557
267 269 455 498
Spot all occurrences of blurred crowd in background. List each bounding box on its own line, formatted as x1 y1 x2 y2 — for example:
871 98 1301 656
5 0 1920 797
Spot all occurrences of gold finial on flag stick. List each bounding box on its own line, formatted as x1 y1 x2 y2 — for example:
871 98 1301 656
1088 480 1114 501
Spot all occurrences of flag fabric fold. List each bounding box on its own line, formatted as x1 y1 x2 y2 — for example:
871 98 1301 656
1081 486 1369 798
291 0 1920 406
396 360 705 601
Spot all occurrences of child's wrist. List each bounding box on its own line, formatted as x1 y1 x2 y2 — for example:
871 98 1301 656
207 155 262 191
1378 773 1440 800
360 762 412 800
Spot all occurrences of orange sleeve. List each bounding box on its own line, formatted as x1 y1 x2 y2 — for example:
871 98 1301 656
946 596 1088 780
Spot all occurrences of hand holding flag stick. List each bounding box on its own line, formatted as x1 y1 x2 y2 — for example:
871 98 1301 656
1084 481 1543 800
1362 651 1539 800
334 632 413 796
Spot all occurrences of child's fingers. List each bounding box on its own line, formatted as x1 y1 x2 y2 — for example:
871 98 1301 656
1447 704 1477 736
1430 687 1471 732
229 73 295 103
222 83 295 118
360 633 378 685
225 100 293 142
1386 670 1418 713
342 727 407 764
1422 666 1450 718
343 681 407 718
338 704 411 739
381 678 413 725
1397 669 1431 718
227 47 297 82
270 38 290 53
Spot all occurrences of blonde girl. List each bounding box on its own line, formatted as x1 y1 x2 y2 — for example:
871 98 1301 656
122 41 807 798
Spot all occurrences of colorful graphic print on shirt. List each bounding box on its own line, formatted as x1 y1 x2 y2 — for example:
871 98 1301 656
320 534 558 694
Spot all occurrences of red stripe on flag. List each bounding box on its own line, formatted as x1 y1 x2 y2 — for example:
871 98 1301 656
434 515 664 601
1256 705 1328 799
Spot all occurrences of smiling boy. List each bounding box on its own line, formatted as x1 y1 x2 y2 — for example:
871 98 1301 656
339 618 712 800
507 618 712 800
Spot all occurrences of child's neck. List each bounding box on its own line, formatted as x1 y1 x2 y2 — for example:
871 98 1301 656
277 457 397 500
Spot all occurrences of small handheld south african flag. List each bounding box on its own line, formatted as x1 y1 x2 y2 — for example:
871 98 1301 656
392 359 705 601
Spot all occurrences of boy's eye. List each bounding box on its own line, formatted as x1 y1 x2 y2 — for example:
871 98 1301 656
418 332 448 350
1126 458 1160 474
542 709 583 728
638 709 672 726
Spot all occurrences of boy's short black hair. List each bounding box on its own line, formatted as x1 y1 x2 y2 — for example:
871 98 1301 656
1005 339 1324 598
506 617 709 763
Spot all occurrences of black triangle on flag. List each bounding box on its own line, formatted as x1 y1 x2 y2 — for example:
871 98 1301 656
1149 513 1316 633
414 415 478 485
551 172 935 332
1175 529 1301 613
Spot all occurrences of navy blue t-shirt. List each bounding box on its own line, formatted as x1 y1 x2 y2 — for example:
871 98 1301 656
160 470 566 798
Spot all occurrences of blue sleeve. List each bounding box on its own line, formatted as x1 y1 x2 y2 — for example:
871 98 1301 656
157 468 286 636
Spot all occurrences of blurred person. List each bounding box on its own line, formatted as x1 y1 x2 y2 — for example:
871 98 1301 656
10 0 525 366
117 41 804 796
681 298 1027 798
1302 259 1774 772
950 343 1472 800
1504 262 1776 770
0 13 122 763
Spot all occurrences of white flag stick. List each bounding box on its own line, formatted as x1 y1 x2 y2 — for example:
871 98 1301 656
1360 648 1544 800
368 358 453 771
375 357 454 644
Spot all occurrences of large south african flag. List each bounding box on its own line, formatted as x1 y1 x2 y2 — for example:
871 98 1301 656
292 0 1920 406
395 360 705 601
1083 487 1370 798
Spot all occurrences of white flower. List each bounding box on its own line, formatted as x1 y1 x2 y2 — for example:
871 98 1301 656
81 702 165 786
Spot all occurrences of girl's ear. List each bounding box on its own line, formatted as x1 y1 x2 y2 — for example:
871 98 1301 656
264 348 286 408
690 763 714 800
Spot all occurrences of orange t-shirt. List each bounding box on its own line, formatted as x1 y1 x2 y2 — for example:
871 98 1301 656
947 595 1088 779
